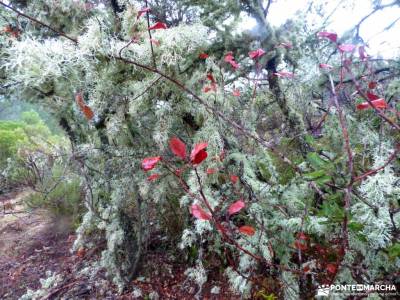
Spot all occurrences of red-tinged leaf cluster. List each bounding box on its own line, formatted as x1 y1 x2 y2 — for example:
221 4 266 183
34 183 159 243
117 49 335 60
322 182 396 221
294 232 309 251
142 156 161 171
2 25 20 38
169 137 187 159
230 175 238 184
190 142 208 164
326 263 337 274
190 204 211 220
356 98 388 110
338 44 355 53
137 7 151 19
367 92 380 101
203 73 217 93
75 93 94 120
228 200 245 216
274 71 294 78
206 73 216 84
317 31 338 43
319 63 333 70
147 173 161 181
232 89 241 97
239 225 255 236
149 22 167 30
168 138 208 165
224 52 239 70
199 52 209 59
248 48 266 60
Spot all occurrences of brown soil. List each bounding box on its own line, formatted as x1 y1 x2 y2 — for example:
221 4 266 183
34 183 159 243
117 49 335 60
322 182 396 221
0 190 240 299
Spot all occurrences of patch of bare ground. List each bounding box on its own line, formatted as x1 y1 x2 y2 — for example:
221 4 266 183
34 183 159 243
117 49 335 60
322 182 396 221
0 190 240 299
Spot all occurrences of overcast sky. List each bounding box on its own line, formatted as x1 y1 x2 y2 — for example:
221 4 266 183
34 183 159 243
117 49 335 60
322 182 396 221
243 0 400 58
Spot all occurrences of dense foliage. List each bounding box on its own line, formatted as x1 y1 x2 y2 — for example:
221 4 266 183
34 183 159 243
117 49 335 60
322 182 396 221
1 0 399 298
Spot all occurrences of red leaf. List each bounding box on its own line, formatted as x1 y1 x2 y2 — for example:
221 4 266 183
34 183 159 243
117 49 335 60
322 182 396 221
368 81 377 89
367 92 380 101
190 142 208 164
239 225 255 236
228 60 239 70
274 71 294 78
317 31 338 43
356 98 388 110
169 137 187 159
297 232 308 240
224 52 234 62
228 200 245 215
206 73 216 83
230 175 238 184
75 92 85 108
206 168 216 175
190 204 211 220
338 44 355 53
82 105 94 120
248 48 266 59
319 63 333 70
142 156 161 171
294 240 307 251
192 149 207 164
199 52 209 59
137 7 151 19
148 22 167 30
232 89 241 97
75 93 94 120
224 52 240 70
147 173 161 181
326 263 337 274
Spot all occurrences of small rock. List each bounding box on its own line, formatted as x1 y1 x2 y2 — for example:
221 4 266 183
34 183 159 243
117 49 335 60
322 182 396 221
211 286 220 294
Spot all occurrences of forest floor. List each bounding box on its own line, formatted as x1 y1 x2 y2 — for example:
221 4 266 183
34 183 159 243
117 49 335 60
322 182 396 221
0 189 239 300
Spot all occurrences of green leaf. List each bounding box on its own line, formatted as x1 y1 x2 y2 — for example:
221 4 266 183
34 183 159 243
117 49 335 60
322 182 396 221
307 152 328 169
387 243 400 260
348 222 364 232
